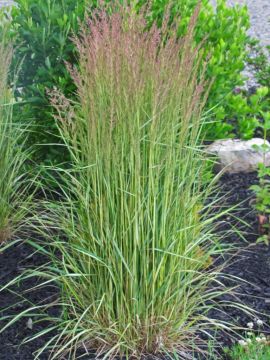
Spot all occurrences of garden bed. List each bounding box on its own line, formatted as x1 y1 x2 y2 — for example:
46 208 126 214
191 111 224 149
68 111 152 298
1 172 270 360
1 0 270 358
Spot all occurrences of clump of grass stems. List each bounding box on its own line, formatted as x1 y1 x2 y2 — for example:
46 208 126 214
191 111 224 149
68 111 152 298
11 3 249 359
0 33 33 245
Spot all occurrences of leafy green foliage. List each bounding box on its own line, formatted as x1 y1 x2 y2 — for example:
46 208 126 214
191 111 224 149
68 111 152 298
247 39 270 88
147 0 250 139
226 334 270 360
239 39 270 141
196 0 249 139
251 164 270 213
227 87 269 140
8 0 88 163
6 0 250 163
250 110 270 242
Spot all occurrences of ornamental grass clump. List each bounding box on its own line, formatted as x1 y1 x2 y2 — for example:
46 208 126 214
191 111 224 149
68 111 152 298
30 4 233 359
0 36 33 245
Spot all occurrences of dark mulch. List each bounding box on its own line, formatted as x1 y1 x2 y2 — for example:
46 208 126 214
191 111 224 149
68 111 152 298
1 172 270 360
0 240 59 360
203 173 270 358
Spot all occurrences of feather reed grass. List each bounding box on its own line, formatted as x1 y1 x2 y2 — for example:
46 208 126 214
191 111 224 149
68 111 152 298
9 3 247 359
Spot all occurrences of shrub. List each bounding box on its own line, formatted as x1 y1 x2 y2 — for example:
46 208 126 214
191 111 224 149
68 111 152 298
7 0 88 164
147 0 250 139
225 87 269 140
0 31 33 245
243 40 270 140
6 0 249 163
19 5 235 359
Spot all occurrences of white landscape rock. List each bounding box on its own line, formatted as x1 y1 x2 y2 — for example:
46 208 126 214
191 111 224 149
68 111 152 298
206 138 270 174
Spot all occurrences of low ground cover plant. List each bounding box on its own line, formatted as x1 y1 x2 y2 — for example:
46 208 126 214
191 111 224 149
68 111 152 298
11 4 240 359
226 332 270 360
250 108 270 243
0 34 33 245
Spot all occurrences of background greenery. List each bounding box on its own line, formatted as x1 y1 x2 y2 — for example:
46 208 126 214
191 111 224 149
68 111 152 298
7 0 87 164
5 0 251 164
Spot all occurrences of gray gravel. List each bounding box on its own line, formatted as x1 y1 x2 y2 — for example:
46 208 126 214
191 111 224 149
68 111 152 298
225 0 270 47
0 1 13 7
